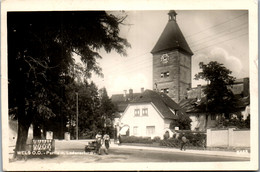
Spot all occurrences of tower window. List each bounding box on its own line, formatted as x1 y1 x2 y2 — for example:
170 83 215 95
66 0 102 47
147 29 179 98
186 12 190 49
160 71 170 78
161 88 169 94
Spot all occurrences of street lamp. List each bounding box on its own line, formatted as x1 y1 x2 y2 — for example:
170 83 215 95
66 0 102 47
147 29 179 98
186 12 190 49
76 92 79 140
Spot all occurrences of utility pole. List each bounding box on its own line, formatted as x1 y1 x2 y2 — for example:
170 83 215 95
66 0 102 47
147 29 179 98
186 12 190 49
76 92 79 140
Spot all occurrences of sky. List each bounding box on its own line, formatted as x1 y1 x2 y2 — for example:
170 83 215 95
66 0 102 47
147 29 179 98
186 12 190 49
80 10 249 96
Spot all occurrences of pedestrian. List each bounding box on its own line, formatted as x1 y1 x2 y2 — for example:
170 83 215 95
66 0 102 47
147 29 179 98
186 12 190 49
118 134 122 145
180 133 188 151
163 131 170 140
95 131 102 155
103 133 110 154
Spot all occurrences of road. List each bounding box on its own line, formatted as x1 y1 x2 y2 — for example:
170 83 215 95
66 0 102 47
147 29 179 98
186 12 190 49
10 140 249 163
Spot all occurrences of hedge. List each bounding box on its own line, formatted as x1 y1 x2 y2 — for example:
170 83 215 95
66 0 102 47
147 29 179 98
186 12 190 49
120 136 153 144
120 133 206 148
160 133 206 148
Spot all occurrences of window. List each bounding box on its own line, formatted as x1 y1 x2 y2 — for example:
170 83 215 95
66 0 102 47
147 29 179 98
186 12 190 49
146 126 155 135
160 71 170 78
142 108 148 116
133 126 138 135
161 88 169 94
134 109 140 116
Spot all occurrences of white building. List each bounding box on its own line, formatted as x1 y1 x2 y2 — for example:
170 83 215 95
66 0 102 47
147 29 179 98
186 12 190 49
119 89 184 139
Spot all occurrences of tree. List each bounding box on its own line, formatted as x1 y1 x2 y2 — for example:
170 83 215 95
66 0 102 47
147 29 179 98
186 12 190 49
98 87 117 136
170 111 191 130
8 11 130 157
194 61 236 126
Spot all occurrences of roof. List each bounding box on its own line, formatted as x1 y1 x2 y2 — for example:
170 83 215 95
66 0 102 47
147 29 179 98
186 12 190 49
179 98 207 113
111 93 141 112
179 95 250 114
151 12 193 55
129 89 182 119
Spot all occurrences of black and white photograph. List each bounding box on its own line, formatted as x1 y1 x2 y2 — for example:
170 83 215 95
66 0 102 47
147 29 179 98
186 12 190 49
1 0 258 171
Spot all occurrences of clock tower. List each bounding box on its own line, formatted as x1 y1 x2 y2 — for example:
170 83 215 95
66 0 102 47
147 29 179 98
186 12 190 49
151 10 193 102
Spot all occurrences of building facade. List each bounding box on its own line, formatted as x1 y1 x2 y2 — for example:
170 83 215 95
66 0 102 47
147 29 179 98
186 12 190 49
151 10 193 103
119 89 182 139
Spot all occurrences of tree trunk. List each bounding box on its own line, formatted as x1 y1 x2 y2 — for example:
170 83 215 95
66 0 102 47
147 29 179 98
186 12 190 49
205 113 209 131
13 81 32 158
14 119 31 158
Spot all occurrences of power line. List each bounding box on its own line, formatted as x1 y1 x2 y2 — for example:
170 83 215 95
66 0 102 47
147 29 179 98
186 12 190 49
94 13 248 76
95 31 249 82
188 23 248 47
193 32 248 53
91 13 249 85
185 12 248 38
103 22 248 75
191 28 247 49
93 31 248 82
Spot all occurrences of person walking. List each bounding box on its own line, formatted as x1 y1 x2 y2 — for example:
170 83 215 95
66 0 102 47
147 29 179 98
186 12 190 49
103 133 111 154
118 133 122 145
180 133 188 151
95 131 103 155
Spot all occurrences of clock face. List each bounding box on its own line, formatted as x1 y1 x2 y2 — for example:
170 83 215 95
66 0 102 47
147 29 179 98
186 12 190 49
161 53 169 64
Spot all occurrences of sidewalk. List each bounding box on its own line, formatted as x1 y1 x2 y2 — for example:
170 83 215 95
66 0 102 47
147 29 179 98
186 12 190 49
64 139 250 159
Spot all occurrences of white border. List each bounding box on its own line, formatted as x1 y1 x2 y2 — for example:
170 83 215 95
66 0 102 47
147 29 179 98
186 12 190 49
1 0 258 171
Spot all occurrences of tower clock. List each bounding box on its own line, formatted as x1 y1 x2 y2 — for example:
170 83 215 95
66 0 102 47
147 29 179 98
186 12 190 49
151 10 193 103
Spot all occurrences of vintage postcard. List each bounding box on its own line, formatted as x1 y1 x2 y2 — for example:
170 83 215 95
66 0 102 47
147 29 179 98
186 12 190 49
1 0 258 171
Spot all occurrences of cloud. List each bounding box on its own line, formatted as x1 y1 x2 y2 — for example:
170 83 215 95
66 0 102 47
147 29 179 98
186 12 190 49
209 47 242 77
193 47 243 79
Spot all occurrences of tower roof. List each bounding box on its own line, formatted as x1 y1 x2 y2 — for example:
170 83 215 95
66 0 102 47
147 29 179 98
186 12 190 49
151 11 193 55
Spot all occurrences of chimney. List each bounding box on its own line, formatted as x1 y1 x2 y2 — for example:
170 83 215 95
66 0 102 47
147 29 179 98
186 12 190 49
141 87 144 93
123 90 127 101
197 85 201 101
129 89 133 100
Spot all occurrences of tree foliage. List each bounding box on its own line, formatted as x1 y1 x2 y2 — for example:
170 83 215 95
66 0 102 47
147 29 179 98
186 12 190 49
8 11 130 155
98 87 117 136
216 114 250 129
194 61 236 117
170 111 191 130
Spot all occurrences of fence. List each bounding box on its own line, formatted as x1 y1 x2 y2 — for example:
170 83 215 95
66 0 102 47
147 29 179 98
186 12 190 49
207 128 250 147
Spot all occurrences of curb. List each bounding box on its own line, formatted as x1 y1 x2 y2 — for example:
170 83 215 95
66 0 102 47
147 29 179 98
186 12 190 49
109 143 250 159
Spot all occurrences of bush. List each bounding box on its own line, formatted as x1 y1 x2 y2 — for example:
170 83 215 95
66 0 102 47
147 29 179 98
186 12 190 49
121 136 153 144
215 115 250 129
152 136 161 142
160 132 206 148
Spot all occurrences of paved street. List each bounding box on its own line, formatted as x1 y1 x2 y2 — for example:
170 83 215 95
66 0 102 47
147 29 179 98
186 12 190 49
9 139 250 164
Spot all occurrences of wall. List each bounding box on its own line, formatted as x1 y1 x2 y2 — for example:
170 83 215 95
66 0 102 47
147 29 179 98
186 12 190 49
153 50 180 102
207 128 250 147
152 50 191 103
232 129 250 147
120 103 166 139
189 113 219 131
